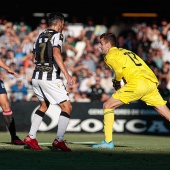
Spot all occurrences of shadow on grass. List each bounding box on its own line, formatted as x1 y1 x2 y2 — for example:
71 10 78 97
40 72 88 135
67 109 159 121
0 142 170 170
68 142 128 148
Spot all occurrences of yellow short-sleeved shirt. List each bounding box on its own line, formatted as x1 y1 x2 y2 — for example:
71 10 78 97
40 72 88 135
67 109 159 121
104 47 166 106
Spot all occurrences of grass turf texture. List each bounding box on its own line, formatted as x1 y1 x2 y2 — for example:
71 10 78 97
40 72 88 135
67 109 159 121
0 132 170 170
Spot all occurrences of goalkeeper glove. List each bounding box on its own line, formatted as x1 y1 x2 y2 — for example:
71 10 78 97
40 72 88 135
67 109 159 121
112 79 121 90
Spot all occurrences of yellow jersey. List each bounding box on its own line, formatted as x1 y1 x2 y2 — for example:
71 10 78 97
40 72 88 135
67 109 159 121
104 47 159 86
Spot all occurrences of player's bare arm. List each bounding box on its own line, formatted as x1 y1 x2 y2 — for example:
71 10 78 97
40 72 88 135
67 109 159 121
0 58 19 78
53 47 75 85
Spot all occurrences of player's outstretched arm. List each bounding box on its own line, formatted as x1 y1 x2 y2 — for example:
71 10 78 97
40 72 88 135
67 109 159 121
0 58 19 78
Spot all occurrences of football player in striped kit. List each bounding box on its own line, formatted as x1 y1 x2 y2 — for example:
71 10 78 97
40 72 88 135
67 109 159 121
24 12 75 151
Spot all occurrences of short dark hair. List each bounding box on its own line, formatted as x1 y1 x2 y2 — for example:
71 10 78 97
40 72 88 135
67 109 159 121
47 12 64 26
100 33 117 47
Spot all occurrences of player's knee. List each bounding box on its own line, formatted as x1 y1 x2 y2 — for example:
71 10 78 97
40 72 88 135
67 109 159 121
39 102 49 112
42 108 48 112
103 101 114 110
38 106 48 113
61 103 72 115
60 101 72 113
45 100 50 108
68 104 72 113
103 102 109 109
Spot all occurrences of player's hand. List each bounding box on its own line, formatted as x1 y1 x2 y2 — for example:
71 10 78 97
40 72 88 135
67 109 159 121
67 75 75 86
7 68 20 78
112 79 121 91
12 72 20 78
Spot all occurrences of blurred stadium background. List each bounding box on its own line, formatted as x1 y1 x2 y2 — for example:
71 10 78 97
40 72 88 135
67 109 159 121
1 2 170 169
0 0 170 136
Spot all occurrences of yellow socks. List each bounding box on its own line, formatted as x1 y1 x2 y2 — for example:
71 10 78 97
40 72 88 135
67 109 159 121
104 109 114 143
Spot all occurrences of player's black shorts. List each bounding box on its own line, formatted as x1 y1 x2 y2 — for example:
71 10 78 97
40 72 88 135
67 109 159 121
0 79 7 94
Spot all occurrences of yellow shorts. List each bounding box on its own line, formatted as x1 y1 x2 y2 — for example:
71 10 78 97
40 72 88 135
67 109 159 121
112 77 167 106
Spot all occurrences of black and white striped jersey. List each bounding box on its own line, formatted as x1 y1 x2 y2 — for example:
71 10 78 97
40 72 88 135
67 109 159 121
32 29 63 81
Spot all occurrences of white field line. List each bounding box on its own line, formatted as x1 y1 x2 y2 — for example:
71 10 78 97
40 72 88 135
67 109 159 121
69 142 97 144
0 141 97 147
0 144 11 146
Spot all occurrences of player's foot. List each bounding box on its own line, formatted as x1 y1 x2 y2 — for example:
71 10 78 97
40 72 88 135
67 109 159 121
24 135 42 150
92 140 114 149
11 136 25 145
52 139 71 152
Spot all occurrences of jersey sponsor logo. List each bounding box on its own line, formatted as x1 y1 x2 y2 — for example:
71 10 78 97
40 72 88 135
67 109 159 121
66 119 169 133
31 105 170 133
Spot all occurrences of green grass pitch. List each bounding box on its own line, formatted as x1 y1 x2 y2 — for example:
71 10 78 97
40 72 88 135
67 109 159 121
0 132 170 170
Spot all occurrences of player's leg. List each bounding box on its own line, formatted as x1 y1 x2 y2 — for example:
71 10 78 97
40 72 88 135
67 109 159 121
140 80 169 120
0 84 24 145
24 79 49 150
52 100 72 152
56 100 72 141
28 79 49 139
154 105 170 121
150 86 170 120
92 97 124 149
24 100 49 150
32 78 72 151
42 79 72 151
103 97 124 142
92 78 145 149
28 100 49 139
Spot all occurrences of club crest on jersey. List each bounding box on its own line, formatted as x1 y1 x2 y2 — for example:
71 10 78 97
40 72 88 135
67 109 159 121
57 84 60 88
60 34 63 39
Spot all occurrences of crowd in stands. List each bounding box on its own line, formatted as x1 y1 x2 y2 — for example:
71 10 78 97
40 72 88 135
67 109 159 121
1 15 170 103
